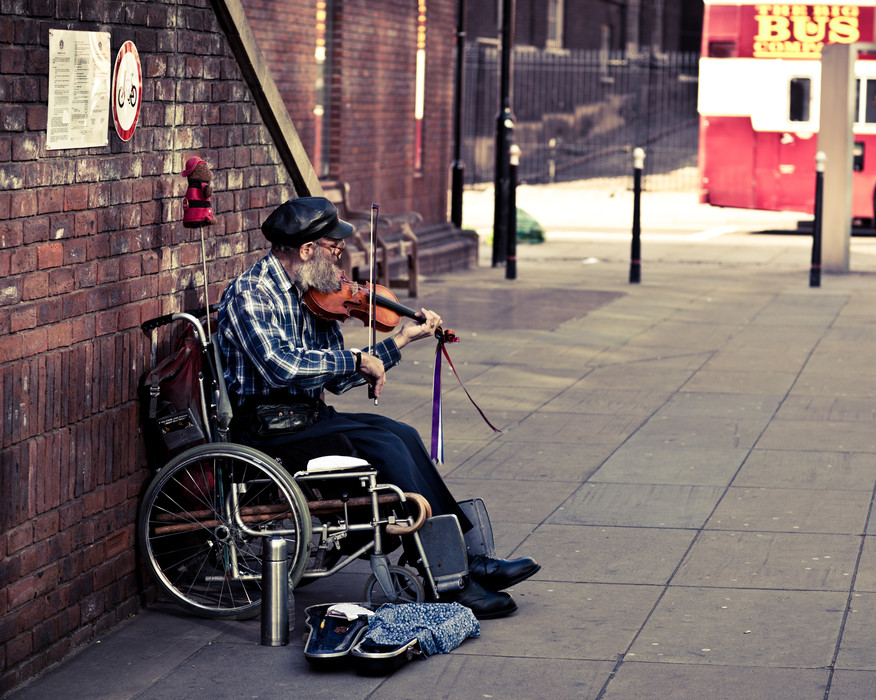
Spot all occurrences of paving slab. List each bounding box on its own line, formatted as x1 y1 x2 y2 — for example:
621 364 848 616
681 368 800 395
673 531 862 591
757 419 876 452
628 587 848 667
444 477 580 525
541 386 673 416
631 413 769 449
523 524 696 584
446 439 614 482
706 487 873 534
733 449 876 491
572 362 696 392
851 536 876 591
7 609 241 700
453 581 663 661
506 410 648 445
602 662 830 700
831 591 876 671
551 483 726 529
657 391 781 419
373 654 616 699
590 445 747 486
774 396 876 422
829 669 876 700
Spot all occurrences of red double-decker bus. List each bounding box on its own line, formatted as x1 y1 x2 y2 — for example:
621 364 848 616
698 1 876 221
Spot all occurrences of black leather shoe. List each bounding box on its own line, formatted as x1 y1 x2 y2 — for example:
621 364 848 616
446 577 517 619
468 555 540 591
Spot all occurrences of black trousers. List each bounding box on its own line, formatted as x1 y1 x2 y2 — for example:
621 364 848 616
233 402 472 531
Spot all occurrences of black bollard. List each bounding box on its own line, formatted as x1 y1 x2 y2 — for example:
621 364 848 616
810 151 825 288
629 148 645 284
261 537 289 646
506 144 520 280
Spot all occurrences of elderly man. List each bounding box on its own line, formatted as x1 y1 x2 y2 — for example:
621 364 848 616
215 197 539 618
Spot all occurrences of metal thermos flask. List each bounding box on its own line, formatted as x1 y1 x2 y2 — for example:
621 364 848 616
261 537 289 646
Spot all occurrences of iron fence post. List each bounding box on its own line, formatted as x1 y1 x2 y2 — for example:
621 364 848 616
450 0 466 229
492 0 515 267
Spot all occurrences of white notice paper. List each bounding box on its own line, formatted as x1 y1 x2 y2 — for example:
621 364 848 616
47 29 111 150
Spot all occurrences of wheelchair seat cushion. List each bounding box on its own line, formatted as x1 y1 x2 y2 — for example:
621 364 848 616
306 455 371 472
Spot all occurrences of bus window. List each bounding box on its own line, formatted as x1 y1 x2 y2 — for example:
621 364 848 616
855 78 861 123
708 41 735 58
866 80 876 123
789 78 811 122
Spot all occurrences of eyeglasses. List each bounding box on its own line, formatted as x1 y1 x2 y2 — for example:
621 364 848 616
317 238 346 252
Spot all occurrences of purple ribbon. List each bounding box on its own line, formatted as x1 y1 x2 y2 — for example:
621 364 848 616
429 337 501 464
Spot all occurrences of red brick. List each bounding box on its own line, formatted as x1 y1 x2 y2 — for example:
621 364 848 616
0 327 46 362
64 184 89 211
21 270 47 300
10 190 37 217
10 304 36 332
7 575 36 610
37 241 63 269
37 188 63 214
7 523 33 554
23 215 49 244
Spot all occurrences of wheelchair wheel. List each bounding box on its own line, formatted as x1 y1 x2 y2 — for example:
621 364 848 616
363 565 425 605
139 443 312 620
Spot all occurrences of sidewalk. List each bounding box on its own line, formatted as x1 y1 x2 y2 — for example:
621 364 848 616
10 183 876 699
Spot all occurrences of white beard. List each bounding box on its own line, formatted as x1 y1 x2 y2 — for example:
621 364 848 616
296 250 340 293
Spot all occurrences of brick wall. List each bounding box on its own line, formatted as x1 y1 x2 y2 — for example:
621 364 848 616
245 0 458 225
0 0 297 691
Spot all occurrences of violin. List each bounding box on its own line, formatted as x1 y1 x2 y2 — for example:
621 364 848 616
302 272 456 343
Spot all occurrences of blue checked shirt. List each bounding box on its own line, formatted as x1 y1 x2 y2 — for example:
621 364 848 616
215 252 402 403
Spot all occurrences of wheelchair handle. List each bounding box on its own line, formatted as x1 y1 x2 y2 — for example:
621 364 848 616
141 307 208 335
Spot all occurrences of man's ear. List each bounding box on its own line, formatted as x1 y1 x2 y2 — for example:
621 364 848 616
298 241 315 261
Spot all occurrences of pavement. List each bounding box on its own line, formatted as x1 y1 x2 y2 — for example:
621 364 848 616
11 178 876 699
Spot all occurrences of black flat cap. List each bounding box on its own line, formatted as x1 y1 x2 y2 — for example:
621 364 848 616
261 197 354 246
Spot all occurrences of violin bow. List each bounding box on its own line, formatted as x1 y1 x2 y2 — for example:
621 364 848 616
368 203 379 404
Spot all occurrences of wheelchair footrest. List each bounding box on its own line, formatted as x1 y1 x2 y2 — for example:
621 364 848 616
417 515 468 594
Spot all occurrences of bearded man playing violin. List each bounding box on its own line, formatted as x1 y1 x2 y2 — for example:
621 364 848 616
215 196 539 619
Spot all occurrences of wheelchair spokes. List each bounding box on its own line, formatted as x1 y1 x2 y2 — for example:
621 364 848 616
139 443 311 620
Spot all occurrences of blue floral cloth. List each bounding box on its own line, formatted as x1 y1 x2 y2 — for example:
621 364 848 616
363 603 480 656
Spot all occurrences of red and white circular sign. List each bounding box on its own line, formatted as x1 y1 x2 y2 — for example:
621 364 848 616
112 41 142 142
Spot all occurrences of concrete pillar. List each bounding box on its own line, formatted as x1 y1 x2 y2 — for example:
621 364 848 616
817 43 855 272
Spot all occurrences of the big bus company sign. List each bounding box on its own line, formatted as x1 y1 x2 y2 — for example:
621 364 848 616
748 4 873 58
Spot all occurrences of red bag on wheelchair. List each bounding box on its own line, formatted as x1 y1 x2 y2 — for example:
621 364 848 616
139 324 208 469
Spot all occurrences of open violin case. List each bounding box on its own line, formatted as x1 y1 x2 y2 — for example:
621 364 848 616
302 502 492 674
303 603 374 668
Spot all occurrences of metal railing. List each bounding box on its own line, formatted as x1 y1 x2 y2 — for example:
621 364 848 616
461 45 700 191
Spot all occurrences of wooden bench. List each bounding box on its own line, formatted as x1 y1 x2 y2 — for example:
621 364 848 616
319 179 420 297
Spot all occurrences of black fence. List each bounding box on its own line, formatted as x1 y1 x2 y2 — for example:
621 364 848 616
460 45 700 191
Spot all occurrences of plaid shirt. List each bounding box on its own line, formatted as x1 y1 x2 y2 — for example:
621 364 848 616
215 252 401 403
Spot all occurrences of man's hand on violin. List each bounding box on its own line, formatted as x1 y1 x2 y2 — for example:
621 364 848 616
357 351 386 398
394 309 442 349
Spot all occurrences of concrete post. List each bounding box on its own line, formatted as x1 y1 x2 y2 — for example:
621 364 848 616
817 43 855 272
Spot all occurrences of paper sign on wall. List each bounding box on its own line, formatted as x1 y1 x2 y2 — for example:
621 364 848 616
46 29 111 150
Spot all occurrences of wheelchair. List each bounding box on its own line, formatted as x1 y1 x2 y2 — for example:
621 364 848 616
137 311 474 620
